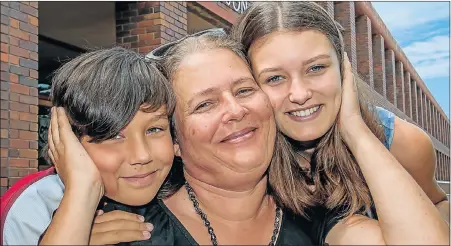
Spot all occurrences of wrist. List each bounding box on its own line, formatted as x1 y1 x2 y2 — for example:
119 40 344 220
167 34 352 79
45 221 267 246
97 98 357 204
341 118 371 148
65 180 103 204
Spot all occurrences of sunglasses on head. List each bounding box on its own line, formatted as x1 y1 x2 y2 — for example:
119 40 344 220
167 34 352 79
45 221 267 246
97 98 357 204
145 28 226 61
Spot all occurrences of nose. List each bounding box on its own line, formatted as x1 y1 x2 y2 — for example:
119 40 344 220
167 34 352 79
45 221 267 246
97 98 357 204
222 95 248 123
129 136 152 165
288 78 312 105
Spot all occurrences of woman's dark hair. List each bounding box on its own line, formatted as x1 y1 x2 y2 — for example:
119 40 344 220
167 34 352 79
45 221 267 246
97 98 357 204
232 2 386 219
42 47 175 162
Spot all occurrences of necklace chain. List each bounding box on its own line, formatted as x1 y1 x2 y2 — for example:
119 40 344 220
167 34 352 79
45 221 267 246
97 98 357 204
184 182 282 246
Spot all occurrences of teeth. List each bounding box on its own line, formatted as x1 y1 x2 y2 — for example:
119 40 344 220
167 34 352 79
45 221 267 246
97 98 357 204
290 106 320 117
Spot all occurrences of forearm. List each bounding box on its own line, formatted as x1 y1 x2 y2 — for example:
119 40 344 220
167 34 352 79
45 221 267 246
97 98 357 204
39 185 102 245
343 122 449 245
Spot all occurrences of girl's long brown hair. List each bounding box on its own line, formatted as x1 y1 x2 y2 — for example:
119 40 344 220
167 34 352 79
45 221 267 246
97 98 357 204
232 2 386 219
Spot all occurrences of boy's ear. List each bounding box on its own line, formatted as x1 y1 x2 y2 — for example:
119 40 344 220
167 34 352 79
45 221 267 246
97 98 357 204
173 144 181 157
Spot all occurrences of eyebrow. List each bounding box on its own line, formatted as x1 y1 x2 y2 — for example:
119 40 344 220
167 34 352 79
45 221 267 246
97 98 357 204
186 76 254 107
257 54 332 79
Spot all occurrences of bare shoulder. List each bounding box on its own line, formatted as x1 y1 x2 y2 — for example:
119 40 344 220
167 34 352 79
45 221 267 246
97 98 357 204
325 214 385 245
390 116 447 203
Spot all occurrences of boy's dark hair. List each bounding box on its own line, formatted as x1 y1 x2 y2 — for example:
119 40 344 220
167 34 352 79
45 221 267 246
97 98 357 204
51 46 175 141
43 47 175 162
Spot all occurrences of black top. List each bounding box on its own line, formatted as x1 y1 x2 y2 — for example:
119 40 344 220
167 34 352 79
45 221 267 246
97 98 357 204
297 205 378 245
102 198 314 246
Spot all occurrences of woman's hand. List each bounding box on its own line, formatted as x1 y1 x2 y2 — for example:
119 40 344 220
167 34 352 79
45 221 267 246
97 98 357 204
48 107 103 198
337 53 368 143
90 210 153 244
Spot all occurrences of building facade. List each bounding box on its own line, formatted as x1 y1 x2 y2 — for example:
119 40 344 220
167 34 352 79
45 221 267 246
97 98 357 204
0 1 449 195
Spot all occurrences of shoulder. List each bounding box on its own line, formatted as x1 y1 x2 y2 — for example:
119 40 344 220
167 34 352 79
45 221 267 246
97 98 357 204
326 214 385 245
390 116 446 203
2 169 64 245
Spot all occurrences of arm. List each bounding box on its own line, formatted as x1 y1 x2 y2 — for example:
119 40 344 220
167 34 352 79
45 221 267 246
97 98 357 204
390 117 449 224
39 107 104 245
327 54 449 245
339 120 448 245
39 184 102 245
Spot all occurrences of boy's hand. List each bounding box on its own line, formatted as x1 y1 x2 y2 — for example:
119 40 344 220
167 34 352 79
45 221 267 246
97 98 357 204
48 107 103 198
90 210 153 244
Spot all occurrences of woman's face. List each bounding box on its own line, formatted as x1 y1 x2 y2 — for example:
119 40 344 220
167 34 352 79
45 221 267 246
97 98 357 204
172 48 276 190
249 30 342 142
81 105 174 206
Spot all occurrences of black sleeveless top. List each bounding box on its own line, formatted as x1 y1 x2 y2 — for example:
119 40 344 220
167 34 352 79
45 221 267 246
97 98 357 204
102 198 313 245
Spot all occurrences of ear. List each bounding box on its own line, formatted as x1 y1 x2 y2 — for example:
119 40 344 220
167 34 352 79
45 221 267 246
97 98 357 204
173 143 181 157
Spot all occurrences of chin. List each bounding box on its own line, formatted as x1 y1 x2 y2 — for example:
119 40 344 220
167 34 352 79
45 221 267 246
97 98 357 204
107 189 158 206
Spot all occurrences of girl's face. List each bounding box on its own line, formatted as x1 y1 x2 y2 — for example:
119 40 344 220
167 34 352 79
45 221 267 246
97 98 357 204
249 30 342 142
81 105 174 206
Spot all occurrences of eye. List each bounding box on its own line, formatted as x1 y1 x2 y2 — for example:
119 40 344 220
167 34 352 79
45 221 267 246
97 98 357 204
146 127 164 134
194 101 213 112
236 87 256 97
112 134 124 140
308 65 326 73
265 75 284 85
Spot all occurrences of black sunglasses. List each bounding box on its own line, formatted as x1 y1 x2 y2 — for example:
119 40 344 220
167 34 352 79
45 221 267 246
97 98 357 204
145 28 226 61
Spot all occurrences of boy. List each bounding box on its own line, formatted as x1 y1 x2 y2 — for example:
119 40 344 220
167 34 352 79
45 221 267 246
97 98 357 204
2 47 176 245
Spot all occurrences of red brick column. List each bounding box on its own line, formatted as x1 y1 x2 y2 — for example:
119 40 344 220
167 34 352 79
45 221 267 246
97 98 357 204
372 34 385 97
334 2 357 74
395 61 405 113
425 96 430 134
423 95 428 133
429 102 433 136
1 1 39 195
418 87 424 128
355 15 373 87
435 151 442 180
116 1 188 55
432 107 436 138
404 71 412 118
411 80 418 124
385 49 396 106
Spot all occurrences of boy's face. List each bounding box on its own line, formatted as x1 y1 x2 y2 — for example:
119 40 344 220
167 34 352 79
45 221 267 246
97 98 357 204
81 105 174 206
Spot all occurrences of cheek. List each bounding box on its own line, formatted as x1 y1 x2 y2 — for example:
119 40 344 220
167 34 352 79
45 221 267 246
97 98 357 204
178 116 216 150
260 86 285 112
148 134 175 164
83 144 123 176
250 92 275 121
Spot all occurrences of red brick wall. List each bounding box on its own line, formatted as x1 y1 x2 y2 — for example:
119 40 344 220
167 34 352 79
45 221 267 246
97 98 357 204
372 34 386 97
355 15 373 88
1 1 39 195
115 1 188 55
334 2 357 74
385 49 396 106
395 61 405 113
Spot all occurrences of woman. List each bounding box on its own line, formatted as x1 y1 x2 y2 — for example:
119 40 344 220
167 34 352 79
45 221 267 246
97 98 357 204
43 31 314 245
232 2 449 245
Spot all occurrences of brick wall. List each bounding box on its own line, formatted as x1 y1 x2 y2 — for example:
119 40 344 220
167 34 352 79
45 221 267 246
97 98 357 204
1 1 39 195
115 1 188 55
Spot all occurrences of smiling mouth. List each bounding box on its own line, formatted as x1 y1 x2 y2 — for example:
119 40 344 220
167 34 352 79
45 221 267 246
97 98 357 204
121 170 159 188
287 105 321 117
221 127 257 144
